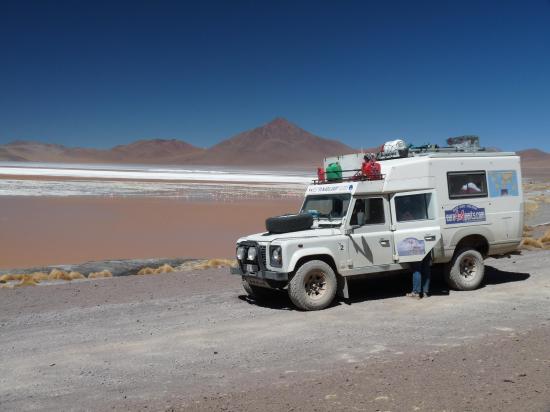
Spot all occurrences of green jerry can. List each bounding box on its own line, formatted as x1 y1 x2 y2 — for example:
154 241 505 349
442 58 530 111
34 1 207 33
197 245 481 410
325 162 342 181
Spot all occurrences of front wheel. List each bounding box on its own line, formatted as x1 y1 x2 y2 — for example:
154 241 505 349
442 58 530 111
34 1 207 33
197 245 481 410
288 260 337 311
445 248 485 290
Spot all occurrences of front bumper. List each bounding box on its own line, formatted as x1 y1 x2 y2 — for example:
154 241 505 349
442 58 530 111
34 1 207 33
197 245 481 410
230 266 289 281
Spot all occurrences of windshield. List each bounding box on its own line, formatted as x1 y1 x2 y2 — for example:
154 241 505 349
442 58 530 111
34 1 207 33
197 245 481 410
301 194 351 220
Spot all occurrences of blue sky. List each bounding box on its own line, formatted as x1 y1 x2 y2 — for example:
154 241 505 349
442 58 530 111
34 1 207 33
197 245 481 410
1 0 549 151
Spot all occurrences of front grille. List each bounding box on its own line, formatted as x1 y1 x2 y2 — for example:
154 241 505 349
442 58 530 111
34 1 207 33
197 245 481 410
259 246 267 267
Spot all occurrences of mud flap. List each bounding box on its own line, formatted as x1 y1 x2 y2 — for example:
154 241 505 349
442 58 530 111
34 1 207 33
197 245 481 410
337 275 349 299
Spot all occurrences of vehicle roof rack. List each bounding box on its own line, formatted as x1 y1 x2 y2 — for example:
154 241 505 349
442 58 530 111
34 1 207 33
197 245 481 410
409 145 486 154
409 136 485 154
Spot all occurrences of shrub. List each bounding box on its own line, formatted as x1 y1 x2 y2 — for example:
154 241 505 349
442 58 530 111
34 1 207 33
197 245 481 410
88 270 113 279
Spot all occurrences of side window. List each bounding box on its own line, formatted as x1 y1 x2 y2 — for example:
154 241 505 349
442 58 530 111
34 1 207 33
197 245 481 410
395 193 433 222
447 171 487 199
350 198 385 225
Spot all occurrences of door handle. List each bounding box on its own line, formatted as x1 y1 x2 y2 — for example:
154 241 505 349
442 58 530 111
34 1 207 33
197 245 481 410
424 235 436 241
379 239 390 247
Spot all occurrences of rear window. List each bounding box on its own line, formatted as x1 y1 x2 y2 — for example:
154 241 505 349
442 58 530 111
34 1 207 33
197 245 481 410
447 171 487 199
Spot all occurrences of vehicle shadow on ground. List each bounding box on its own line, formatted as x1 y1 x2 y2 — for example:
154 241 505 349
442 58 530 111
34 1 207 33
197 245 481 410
345 265 531 304
481 265 530 287
237 265 531 310
238 292 295 311
345 272 431 303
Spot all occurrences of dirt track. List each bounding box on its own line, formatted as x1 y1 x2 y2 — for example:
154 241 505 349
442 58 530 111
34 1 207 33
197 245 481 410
1 250 549 411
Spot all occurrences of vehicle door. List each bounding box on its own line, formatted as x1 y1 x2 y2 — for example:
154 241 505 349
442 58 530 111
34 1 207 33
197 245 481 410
390 190 441 263
346 196 394 268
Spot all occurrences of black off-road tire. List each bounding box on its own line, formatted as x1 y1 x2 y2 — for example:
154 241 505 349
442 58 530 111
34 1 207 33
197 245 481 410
445 248 485 291
241 277 274 300
288 260 337 311
266 213 313 234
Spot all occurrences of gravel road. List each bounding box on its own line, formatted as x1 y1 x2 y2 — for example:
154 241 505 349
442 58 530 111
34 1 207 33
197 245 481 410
1 250 549 411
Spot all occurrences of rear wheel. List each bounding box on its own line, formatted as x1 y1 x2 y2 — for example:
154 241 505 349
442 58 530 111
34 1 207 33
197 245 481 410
288 260 337 311
445 248 485 290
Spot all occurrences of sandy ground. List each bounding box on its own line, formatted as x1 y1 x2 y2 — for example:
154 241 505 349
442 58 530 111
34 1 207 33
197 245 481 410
0 196 301 269
1 250 549 411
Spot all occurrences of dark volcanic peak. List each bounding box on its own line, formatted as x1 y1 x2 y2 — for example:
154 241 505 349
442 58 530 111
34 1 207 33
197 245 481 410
517 148 550 179
199 117 355 166
517 148 549 160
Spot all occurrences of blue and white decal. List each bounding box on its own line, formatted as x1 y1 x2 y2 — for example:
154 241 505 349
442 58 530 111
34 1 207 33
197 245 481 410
445 204 486 225
306 182 357 194
488 170 519 197
397 237 425 256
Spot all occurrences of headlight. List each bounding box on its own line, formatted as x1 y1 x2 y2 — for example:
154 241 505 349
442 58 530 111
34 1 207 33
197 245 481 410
247 247 257 261
236 246 246 261
270 245 282 267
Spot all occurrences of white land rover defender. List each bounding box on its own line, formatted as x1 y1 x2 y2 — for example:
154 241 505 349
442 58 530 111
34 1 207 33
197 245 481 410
231 142 523 311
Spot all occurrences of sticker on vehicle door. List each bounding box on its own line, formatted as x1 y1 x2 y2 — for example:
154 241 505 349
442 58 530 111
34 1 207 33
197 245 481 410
397 237 425 256
445 204 486 225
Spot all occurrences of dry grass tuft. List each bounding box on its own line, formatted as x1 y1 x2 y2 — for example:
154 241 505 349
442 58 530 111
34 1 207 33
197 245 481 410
156 263 175 274
68 271 85 280
137 267 156 275
531 195 550 204
137 264 175 275
539 229 550 244
192 258 237 270
88 270 113 279
48 269 73 281
0 274 25 282
15 275 39 287
523 182 550 192
521 237 543 249
522 225 534 237
30 272 49 282
524 201 539 218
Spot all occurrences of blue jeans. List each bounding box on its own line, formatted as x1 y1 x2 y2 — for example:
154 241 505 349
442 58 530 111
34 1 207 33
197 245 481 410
412 254 432 294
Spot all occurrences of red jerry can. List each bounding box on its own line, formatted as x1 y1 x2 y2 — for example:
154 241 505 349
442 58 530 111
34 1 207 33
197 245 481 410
317 167 325 182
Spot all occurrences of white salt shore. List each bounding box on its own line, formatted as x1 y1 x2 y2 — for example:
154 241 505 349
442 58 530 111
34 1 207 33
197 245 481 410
0 162 312 198
0 162 313 183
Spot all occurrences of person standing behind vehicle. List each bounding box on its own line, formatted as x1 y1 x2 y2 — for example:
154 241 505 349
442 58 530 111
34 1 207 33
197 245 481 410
406 253 432 299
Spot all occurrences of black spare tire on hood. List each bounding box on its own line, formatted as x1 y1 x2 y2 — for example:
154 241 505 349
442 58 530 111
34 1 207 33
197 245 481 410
266 213 313 234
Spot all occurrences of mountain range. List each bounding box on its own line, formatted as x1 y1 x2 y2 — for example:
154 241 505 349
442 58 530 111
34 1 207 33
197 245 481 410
0 118 548 176
0 118 354 167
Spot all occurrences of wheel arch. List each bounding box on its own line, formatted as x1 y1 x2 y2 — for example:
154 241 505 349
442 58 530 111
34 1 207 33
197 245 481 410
446 226 493 260
454 234 489 258
290 253 339 278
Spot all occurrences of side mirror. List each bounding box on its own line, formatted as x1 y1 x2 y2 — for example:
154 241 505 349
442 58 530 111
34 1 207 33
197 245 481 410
345 225 360 235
